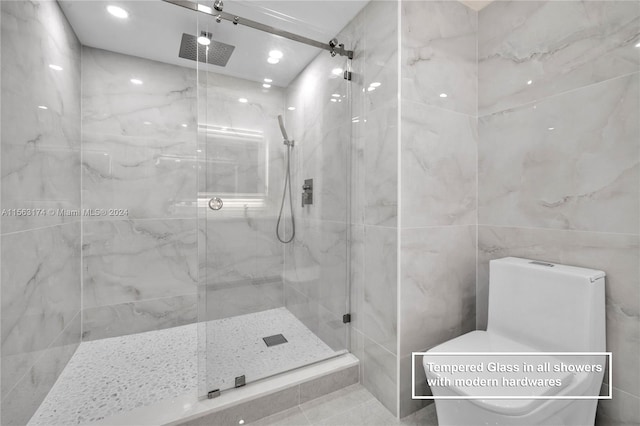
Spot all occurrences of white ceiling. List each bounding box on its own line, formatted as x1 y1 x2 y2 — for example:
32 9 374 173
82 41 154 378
58 0 368 87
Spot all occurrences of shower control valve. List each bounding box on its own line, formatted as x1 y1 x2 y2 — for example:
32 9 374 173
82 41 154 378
302 179 313 207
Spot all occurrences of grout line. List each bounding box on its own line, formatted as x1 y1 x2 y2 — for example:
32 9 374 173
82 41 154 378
401 97 477 119
1 310 81 403
475 5 480 332
83 292 198 312
476 223 640 238
396 0 403 418
80 43 85 344
478 70 640 118
0 220 80 237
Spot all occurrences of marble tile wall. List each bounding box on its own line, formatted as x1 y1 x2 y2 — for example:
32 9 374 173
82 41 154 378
398 0 478 418
281 3 412 414
1 0 82 423
81 48 287 338
196 70 286 323
81 47 199 340
477 1 640 424
282 3 359 362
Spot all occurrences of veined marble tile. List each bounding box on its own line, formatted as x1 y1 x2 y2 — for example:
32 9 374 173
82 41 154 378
363 0 398 115
399 353 430 418
362 225 397 354
479 0 640 115
1 222 81 397
362 335 397 417
284 48 351 138
401 101 477 227
402 0 478 116
82 47 196 139
82 219 197 309
82 132 197 220
479 74 639 234
284 219 348 318
1 0 81 233
203 280 283 321
291 123 350 224
81 294 197 341
350 225 365 333
399 225 476 358
201 215 283 287
2 313 80 426
596 386 640 425
477 225 640 398
364 106 398 228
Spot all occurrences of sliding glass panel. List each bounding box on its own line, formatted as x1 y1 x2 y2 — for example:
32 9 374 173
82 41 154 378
195 1 354 398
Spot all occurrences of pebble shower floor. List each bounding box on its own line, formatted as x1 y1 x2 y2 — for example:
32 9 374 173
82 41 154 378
29 308 337 425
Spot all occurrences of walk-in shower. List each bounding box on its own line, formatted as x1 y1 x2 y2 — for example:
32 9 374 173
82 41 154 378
0 0 357 423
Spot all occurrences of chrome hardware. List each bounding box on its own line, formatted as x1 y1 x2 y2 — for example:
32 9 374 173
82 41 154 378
208 197 223 210
235 375 246 388
213 0 223 12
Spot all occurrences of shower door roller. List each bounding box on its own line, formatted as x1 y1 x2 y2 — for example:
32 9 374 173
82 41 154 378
208 197 223 211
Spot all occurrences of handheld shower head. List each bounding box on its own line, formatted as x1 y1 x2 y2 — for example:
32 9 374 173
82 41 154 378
277 115 292 146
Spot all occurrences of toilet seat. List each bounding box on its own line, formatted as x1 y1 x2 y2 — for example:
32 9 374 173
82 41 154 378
423 331 593 416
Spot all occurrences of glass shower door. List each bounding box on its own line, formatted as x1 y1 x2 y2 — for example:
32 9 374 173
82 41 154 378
195 6 353 398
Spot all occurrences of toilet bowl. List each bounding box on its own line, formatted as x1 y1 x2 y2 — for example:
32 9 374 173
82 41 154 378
423 257 606 426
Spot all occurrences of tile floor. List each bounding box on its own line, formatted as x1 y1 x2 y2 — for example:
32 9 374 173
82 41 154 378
249 384 439 426
29 308 338 425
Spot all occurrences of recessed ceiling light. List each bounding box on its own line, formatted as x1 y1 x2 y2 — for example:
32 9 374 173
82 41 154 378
49 64 63 71
527 80 533 85
268 50 283 59
548 127 555 131
262 83 271 88
331 68 343 76
367 87 375 92
181 124 188 128
238 98 248 103
287 106 295 111
107 5 129 19
38 105 48 110
330 98 337 103
267 57 279 64
331 93 340 98
264 78 272 83
130 78 143 85
143 121 152 125
369 82 381 87
636 41 640 48
439 93 448 98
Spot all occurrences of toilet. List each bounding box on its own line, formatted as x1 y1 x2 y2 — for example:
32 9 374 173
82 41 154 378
423 257 606 425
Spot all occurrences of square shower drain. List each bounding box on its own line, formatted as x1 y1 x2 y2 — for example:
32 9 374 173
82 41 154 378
263 334 288 347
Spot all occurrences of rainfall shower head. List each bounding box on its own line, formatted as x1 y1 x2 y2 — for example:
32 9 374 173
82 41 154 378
178 33 235 66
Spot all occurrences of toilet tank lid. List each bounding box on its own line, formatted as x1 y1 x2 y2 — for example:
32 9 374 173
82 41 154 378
491 257 605 283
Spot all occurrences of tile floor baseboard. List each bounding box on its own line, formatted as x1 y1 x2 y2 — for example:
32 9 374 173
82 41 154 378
249 384 439 426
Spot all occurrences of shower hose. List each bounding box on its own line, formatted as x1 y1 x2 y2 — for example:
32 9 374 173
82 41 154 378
276 143 295 243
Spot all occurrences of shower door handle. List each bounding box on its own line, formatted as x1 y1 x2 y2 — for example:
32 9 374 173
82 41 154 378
208 197 223 211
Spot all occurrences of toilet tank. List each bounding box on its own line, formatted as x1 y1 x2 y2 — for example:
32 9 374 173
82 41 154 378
487 257 605 352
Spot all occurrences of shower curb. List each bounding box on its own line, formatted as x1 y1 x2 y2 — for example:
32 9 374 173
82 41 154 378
92 353 359 426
